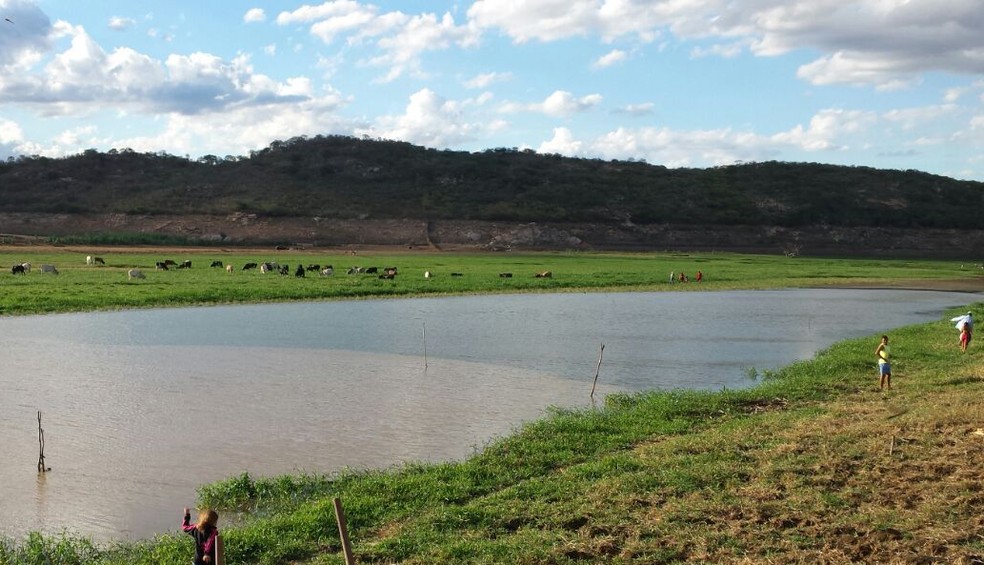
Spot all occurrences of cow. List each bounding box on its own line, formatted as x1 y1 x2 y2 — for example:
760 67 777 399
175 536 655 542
260 263 273 274
320 266 334 276
499 272 512 278
163 260 177 266
11 264 25 275
242 262 258 271
93 257 105 265
294 264 305 277
279 264 290 276
127 268 146 280
383 267 398 275
86 255 94 266
39 264 58 275
156 262 169 271
177 260 192 269
20 262 30 273
226 264 234 273
347 267 362 275
305 264 321 272
424 271 432 279
535 271 553 278
210 260 223 268
364 267 378 274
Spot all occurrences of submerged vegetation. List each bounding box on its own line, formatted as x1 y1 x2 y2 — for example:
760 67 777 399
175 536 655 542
1 249 981 563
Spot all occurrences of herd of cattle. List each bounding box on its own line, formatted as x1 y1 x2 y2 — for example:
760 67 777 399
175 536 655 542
10 255 555 281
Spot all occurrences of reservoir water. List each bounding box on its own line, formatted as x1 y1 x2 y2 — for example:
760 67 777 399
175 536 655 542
0 288 978 541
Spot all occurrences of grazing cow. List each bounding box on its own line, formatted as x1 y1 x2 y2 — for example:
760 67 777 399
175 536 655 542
260 263 273 274
535 271 552 278
94 257 105 265
451 272 463 277
294 264 305 277
127 268 145 280
499 272 513 278
364 267 378 274
320 266 334 276
210 260 223 268
305 264 321 272
226 264 234 273
242 262 258 271
383 267 398 276
347 267 361 275
155 261 169 271
11 264 25 275
424 271 432 279
86 255 94 266
163 260 177 266
177 260 192 269
20 262 30 273
39 264 58 275
279 264 290 276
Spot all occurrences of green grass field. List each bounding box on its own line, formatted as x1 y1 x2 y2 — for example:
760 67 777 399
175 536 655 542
1 248 979 316
1 248 982 564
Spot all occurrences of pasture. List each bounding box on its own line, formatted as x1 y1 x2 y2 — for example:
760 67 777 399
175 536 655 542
0 247 981 316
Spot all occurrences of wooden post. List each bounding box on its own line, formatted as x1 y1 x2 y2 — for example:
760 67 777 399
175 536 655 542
214 533 225 565
37 410 47 473
590 343 605 399
333 497 356 565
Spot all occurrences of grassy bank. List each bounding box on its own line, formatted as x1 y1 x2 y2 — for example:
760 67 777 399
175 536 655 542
0 248 981 316
2 308 982 563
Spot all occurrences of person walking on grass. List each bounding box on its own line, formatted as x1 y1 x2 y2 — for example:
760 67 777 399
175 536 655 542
876 335 892 390
960 321 971 352
182 507 220 564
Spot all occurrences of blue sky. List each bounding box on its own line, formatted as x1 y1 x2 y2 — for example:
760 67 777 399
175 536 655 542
2 0 984 180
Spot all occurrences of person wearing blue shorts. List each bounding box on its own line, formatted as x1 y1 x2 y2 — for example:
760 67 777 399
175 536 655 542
875 335 891 390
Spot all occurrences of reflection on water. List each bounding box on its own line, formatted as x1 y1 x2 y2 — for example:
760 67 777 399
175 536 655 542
0 289 977 541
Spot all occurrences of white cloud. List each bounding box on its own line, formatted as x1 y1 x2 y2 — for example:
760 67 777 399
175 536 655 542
613 103 654 117
243 8 266 24
355 88 485 147
466 0 984 89
592 49 626 69
108 16 135 31
278 3 478 82
538 127 584 156
0 21 339 139
463 71 511 89
501 90 602 117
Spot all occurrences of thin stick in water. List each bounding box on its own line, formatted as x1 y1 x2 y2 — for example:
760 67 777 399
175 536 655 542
590 343 606 398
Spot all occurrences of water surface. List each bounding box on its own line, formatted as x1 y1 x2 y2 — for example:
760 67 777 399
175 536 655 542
0 288 977 541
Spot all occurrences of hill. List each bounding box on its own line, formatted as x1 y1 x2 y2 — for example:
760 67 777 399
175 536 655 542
1 136 983 255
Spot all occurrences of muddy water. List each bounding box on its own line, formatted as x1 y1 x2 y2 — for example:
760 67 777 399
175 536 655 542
0 289 977 541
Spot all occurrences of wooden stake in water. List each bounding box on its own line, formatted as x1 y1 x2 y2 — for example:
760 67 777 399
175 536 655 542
333 497 356 565
37 410 48 473
590 343 606 399
422 322 428 369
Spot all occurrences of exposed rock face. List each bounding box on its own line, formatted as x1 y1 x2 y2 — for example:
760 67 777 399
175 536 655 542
0 213 982 258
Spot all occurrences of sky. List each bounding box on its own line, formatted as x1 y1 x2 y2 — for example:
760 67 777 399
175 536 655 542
1 0 984 180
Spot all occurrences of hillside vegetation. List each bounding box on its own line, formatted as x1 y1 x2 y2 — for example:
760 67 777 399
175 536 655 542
2 136 984 230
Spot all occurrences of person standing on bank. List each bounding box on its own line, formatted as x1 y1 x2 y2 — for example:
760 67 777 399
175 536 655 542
182 507 219 564
876 335 891 390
